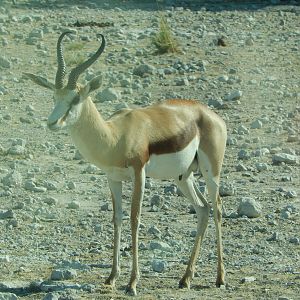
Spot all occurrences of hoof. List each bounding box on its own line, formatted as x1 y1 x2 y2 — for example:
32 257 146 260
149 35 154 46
179 278 190 289
104 276 115 287
216 278 225 288
125 285 137 296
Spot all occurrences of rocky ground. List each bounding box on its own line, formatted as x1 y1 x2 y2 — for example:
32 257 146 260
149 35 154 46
0 0 299 299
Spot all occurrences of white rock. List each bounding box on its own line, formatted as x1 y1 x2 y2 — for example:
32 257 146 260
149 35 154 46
50 269 77 281
218 75 229 82
255 162 269 171
95 88 120 102
237 125 249 135
250 119 263 129
237 197 262 218
272 153 298 165
208 98 223 108
224 90 243 101
220 182 235 196
241 276 256 283
149 241 172 252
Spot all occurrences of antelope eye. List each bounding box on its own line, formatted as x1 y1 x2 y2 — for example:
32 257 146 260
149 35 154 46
72 95 80 105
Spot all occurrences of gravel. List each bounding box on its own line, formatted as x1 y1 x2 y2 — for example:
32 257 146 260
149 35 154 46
0 1 299 299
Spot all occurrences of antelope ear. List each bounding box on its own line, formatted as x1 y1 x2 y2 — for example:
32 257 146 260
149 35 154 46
23 72 56 90
81 75 103 98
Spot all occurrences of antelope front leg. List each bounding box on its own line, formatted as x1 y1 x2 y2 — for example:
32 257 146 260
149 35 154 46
105 179 123 287
126 167 145 296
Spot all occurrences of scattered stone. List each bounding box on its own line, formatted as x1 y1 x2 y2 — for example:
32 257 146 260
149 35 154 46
44 197 58 206
148 226 161 236
50 269 77 281
0 56 11 68
241 276 256 283
74 150 83 160
7 145 26 155
0 210 14 219
219 182 235 196
224 90 243 101
152 259 167 273
43 293 59 300
24 180 47 193
149 241 172 252
253 148 270 157
67 201 80 209
95 88 120 102
238 149 250 160
164 184 177 195
43 181 58 191
285 190 297 198
237 197 262 218
133 64 155 77
250 119 263 129
84 164 98 174
245 38 254 46
266 232 280 242
208 98 224 109
236 163 248 171
150 194 163 208
175 77 189 86
255 162 269 172
272 153 298 165
218 75 229 82
237 125 249 135
1 171 22 187
0 255 10 262
289 237 300 245
67 181 76 190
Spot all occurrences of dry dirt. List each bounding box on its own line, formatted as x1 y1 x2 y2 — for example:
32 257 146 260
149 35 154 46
0 1 299 299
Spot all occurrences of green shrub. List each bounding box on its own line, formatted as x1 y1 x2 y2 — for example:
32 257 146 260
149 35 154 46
152 15 180 54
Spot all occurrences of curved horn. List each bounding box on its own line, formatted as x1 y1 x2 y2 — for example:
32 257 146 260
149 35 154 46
55 31 72 89
67 34 105 90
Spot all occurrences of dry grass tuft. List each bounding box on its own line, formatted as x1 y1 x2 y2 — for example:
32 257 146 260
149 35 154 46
152 15 180 54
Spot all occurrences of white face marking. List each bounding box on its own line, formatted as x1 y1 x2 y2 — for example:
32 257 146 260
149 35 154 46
145 135 199 179
48 90 83 130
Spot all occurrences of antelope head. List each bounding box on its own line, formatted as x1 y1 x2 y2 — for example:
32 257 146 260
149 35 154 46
25 32 105 130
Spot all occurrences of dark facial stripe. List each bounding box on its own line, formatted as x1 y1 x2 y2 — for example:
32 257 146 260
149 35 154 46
60 95 80 123
149 123 198 155
71 94 80 105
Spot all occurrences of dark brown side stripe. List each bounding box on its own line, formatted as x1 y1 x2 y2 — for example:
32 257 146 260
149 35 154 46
149 122 198 155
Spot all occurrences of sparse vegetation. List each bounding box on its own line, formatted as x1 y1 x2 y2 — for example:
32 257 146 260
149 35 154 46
65 42 86 66
152 15 180 54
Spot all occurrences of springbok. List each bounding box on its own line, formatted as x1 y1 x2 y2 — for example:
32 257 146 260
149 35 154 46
25 32 227 296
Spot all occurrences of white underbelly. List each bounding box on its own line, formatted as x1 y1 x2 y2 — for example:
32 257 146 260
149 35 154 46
145 136 199 179
99 136 199 182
